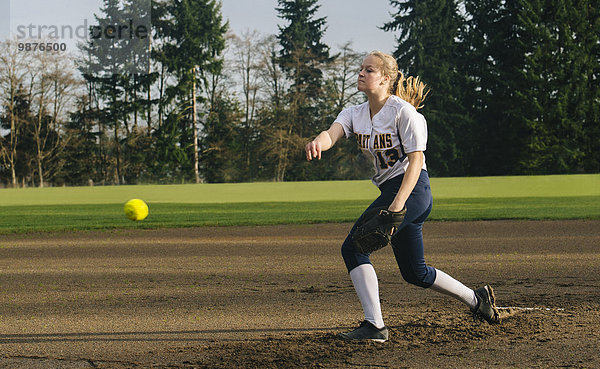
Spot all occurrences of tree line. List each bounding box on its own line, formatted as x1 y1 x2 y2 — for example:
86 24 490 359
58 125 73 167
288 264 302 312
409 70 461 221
1 0 598 187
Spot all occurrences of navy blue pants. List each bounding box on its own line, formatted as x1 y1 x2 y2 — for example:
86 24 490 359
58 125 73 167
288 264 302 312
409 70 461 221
341 170 437 288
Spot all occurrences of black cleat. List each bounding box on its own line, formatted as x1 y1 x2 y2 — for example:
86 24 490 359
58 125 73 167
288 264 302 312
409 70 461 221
339 320 389 342
472 285 501 324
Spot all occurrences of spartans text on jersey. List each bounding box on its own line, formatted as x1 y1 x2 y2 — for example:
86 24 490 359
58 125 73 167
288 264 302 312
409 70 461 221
354 133 393 150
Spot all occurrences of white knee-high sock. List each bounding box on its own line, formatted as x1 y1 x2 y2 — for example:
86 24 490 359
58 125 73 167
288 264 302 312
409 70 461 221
349 264 385 329
430 269 478 310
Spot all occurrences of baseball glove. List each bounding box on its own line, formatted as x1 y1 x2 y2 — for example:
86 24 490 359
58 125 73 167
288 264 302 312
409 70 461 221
352 206 406 254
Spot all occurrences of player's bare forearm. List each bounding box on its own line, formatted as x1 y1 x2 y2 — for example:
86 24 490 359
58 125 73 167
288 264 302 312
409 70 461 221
305 123 344 161
388 151 424 212
316 131 334 151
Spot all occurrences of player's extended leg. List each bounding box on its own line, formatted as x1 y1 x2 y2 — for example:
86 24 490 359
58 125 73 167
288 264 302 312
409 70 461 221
388 171 437 288
430 270 500 324
391 223 500 324
391 221 437 288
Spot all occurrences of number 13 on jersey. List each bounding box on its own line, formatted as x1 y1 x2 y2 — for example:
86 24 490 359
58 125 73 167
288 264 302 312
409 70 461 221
376 148 406 169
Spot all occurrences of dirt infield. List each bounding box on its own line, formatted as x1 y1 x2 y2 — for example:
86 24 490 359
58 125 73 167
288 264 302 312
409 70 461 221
0 220 599 368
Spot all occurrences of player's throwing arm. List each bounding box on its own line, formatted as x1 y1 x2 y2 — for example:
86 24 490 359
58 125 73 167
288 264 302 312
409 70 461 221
305 123 345 161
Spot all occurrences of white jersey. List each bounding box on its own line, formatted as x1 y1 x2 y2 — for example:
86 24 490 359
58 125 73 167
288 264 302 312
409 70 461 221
335 95 427 187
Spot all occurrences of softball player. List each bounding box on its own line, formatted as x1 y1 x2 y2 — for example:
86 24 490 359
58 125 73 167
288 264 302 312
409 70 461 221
305 51 500 342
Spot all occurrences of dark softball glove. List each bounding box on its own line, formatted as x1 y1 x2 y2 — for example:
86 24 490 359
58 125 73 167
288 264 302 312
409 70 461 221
352 206 407 254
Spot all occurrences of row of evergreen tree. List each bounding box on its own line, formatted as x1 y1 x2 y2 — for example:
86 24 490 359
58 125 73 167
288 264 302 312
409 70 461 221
1 0 598 187
391 0 599 176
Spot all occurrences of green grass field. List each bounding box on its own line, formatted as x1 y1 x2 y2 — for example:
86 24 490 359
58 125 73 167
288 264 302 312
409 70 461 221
0 174 598 234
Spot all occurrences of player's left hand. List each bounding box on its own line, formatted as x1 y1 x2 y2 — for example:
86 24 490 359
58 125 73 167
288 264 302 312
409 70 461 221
352 206 406 254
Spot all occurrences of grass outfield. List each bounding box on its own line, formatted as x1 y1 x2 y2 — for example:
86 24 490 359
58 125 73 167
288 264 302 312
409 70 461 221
0 174 598 234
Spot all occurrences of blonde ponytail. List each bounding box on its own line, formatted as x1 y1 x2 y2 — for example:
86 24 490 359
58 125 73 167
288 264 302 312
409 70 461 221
393 72 430 110
368 51 430 110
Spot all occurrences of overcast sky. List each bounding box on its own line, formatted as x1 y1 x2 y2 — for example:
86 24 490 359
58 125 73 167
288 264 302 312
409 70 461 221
220 0 397 54
2 0 398 54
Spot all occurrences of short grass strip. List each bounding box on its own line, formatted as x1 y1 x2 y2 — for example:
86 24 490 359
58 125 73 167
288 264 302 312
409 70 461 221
0 174 598 206
1 196 598 234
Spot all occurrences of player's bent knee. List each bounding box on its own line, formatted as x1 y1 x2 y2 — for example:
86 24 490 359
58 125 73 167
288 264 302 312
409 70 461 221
400 267 435 288
405 277 433 288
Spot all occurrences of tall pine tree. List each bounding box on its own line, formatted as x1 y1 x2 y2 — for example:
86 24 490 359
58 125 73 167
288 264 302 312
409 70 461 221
460 0 531 175
277 0 331 102
383 0 469 176
79 0 152 184
153 0 228 182
581 0 600 172
517 0 599 173
274 0 333 181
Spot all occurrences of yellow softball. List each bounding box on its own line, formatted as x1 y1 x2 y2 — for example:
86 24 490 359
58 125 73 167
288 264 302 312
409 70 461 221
124 199 149 221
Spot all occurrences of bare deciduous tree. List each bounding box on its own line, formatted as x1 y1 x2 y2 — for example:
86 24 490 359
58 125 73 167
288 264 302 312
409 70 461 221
325 42 365 113
230 30 263 125
0 39 33 187
227 30 267 174
258 35 289 108
30 49 79 186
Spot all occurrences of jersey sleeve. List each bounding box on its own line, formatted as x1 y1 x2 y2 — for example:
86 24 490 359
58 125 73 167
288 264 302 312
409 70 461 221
334 106 354 138
397 107 427 153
